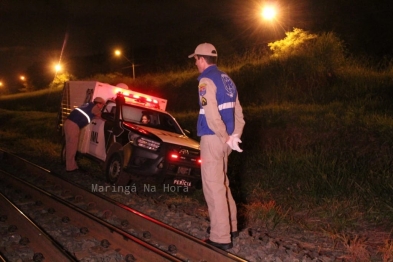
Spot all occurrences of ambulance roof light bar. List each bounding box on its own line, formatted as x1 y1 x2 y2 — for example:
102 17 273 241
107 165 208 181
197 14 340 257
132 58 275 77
115 91 160 109
113 87 167 110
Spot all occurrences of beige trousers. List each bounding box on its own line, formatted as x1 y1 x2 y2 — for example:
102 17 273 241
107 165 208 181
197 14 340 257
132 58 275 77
64 119 80 171
200 135 237 243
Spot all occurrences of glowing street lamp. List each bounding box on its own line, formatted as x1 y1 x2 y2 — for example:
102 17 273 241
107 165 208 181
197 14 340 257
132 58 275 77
20 75 26 81
260 1 292 32
55 64 62 72
114 49 135 80
261 5 277 21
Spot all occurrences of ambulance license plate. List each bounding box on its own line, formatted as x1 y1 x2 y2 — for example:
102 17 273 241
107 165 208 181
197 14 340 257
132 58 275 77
177 166 190 175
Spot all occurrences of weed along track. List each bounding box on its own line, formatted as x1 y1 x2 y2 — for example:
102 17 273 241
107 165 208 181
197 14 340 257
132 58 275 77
0 150 247 262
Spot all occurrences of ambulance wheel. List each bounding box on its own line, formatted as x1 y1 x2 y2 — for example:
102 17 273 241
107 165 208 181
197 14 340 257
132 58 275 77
106 153 127 185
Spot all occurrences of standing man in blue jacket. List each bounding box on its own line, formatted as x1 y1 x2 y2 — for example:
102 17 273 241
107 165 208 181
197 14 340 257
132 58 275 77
64 97 105 172
188 43 245 250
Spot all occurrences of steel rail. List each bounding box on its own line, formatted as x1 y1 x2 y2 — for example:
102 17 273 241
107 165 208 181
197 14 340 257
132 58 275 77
0 149 248 261
0 170 181 261
0 254 7 262
0 191 77 261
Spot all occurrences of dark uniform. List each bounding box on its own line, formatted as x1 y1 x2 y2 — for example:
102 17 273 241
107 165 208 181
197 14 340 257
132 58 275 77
64 98 104 171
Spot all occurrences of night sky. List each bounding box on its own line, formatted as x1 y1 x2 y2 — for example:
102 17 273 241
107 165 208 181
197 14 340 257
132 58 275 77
1 0 393 90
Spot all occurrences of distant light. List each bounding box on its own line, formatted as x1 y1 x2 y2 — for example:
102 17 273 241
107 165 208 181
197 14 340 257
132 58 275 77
114 50 121 56
55 64 62 72
0 81 3 87
262 6 277 20
20 76 26 81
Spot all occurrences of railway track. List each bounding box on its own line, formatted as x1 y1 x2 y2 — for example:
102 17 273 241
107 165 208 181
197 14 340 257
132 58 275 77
0 149 248 261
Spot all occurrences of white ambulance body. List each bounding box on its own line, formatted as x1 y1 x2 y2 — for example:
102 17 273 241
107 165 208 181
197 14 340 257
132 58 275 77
58 81 201 188
58 81 167 133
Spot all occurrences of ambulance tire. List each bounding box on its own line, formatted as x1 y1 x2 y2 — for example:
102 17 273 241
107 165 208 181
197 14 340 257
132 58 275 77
106 153 129 186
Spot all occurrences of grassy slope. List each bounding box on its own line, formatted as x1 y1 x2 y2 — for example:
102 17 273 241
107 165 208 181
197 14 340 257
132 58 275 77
1 33 393 257
1 83 393 228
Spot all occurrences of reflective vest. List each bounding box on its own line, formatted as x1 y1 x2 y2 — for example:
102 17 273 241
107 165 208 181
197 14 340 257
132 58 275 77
197 65 237 136
67 102 95 128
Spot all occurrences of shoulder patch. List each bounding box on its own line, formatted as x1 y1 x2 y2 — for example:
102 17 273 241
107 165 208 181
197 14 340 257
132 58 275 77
201 97 207 106
221 74 236 98
199 83 207 96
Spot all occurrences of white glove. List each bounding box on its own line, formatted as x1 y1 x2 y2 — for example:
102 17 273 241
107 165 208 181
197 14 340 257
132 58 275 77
231 134 243 152
226 135 234 149
226 134 243 152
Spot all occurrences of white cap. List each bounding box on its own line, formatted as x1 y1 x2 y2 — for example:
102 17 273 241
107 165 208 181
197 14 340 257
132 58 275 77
93 97 105 104
188 43 217 58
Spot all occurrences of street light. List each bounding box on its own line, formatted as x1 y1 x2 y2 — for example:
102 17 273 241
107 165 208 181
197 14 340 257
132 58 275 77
261 4 277 21
261 2 291 32
55 64 62 72
114 49 135 80
18 75 28 92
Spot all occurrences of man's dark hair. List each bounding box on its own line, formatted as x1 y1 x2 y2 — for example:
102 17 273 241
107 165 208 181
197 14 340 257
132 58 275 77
196 55 217 65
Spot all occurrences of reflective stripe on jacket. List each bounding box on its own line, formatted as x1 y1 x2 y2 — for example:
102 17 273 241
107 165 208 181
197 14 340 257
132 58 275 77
67 102 95 129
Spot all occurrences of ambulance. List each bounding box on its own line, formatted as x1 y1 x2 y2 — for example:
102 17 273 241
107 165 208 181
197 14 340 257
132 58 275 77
58 81 201 188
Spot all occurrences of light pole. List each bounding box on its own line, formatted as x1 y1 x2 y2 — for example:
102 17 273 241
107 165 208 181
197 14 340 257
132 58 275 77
114 49 135 80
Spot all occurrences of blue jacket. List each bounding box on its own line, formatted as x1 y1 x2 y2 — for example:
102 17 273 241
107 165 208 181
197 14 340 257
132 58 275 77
67 102 96 128
197 65 238 137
